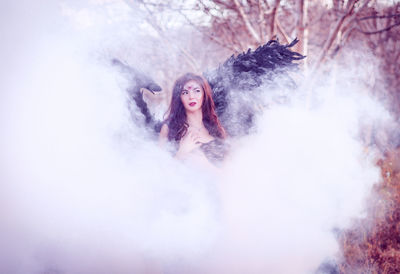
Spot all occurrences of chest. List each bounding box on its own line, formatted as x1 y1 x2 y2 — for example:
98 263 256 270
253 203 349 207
191 127 214 143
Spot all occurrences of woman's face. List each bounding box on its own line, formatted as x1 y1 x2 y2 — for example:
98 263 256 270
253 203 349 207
180 80 204 112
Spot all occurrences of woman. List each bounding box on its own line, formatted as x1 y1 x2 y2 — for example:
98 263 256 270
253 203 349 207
159 73 227 165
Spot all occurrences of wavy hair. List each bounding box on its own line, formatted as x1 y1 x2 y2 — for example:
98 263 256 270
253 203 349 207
164 73 226 142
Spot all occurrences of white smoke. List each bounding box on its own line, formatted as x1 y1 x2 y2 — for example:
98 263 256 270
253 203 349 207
215 91 385 273
0 1 391 274
1 2 220 273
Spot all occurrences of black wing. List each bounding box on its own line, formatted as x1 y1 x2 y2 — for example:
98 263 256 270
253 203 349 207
112 58 163 134
113 39 304 138
204 39 305 137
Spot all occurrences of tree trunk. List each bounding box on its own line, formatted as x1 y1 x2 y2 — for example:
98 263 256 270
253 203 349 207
295 0 308 70
270 0 281 38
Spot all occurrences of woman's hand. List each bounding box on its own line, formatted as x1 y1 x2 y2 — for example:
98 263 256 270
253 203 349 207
176 129 203 159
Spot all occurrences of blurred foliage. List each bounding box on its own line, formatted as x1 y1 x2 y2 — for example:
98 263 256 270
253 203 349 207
338 148 400 273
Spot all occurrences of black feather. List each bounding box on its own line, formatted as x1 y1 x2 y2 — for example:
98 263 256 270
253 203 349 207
111 58 162 133
204 39 305 137
113 39 305 138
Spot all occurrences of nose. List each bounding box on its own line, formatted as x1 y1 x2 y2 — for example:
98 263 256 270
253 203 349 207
188 90 195 99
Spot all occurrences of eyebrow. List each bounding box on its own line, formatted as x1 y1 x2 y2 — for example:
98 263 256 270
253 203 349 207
182 87 201 92
183 86 200 90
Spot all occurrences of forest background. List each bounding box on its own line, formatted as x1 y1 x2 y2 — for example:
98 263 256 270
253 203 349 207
118 0 400 272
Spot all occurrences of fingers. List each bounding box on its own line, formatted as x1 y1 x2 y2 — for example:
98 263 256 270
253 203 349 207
187 130 199 142
194 141 203 149
180 131 202 150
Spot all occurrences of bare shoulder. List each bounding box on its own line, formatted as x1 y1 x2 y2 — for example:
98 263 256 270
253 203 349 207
158 123 169 146
160 123 169 137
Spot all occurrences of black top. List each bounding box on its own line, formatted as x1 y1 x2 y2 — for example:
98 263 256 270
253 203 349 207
200 138 229 165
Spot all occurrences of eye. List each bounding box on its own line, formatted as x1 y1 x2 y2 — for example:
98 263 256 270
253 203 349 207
181 90 188 95
195 89 201 93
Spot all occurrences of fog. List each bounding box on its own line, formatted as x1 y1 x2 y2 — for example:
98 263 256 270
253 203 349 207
0 1 390 273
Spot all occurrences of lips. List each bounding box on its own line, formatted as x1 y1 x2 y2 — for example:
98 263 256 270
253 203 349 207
189 102 196 107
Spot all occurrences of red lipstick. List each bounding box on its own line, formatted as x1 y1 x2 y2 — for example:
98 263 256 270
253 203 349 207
189 102 196 107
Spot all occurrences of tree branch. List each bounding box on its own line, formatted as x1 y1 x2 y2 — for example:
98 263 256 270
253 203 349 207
232 0 261 43
223 21 245 51
270 0 281 36
257 0 266 42
313 0 362 69
359 13 400 21
356 22 400 35
125 0 200 72
177 9 237 52
262 0 270 9
275 18 290 44
330 25 356 58
213 0 235 10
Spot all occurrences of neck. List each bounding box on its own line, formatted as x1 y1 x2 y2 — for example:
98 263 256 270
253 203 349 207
186 109 203 128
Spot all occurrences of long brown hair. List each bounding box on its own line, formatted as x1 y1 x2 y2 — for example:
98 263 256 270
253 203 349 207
164 73 226 142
